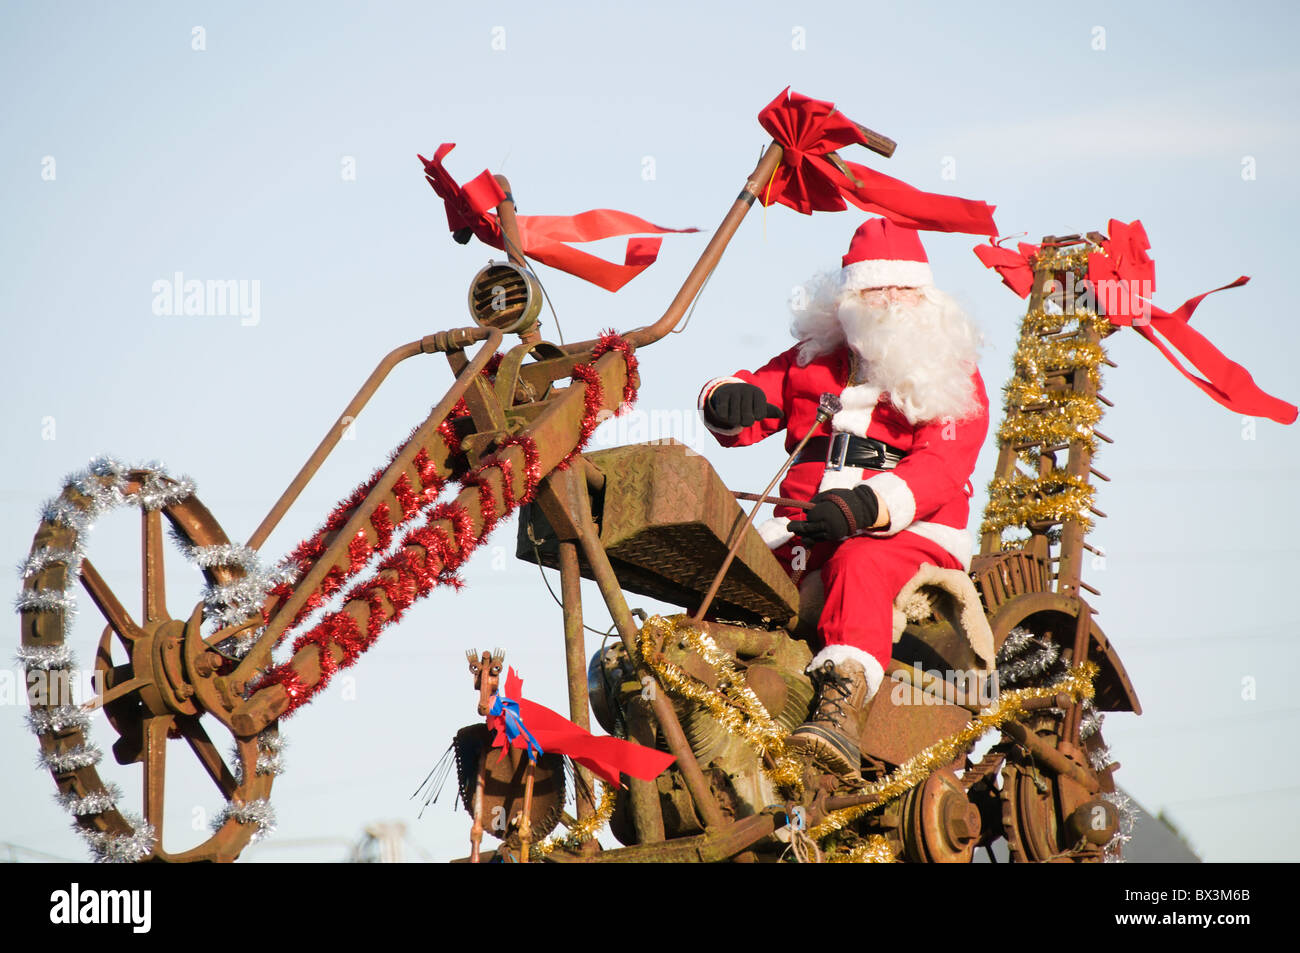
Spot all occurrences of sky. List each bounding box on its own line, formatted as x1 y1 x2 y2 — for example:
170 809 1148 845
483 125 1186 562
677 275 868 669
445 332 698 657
2 1 1298 863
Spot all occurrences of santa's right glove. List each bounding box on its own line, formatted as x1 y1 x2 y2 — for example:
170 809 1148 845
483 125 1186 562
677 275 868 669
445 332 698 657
704 382 784 430
789 487 880 543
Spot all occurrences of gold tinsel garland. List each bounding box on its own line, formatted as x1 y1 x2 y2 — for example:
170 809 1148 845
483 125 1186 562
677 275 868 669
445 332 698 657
1013 337 1105 391
996 395 1104 456
529 781 618 859
980 470 1096 538
826 835 898 864
984 297 1111 542
1031 248 1096 272
1022 306 1112 339
807 662 1098 841
637 614 805 793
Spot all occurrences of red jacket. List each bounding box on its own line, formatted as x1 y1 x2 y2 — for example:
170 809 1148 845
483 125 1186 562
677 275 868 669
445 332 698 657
699 344 989 570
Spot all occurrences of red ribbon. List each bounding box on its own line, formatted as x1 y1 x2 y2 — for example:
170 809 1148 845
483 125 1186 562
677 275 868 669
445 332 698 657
973 220 1296 424
973 239 1040 298
419 144 696 292
491 669 676 788
756 88 998 236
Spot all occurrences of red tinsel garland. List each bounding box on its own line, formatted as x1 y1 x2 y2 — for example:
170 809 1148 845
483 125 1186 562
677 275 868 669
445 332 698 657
254 335 637 718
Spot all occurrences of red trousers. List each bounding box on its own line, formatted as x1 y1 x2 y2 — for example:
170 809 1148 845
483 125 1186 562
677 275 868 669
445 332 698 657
781 531 964 672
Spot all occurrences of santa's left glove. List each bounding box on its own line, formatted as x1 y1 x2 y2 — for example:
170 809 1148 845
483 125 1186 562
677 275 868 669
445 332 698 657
788 487 880 543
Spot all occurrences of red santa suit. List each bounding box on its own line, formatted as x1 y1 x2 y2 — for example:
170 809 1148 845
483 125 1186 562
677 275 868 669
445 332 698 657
697 219 989 697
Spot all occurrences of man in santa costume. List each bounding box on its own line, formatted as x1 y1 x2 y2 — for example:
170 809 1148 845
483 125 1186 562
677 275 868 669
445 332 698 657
698 218 989 782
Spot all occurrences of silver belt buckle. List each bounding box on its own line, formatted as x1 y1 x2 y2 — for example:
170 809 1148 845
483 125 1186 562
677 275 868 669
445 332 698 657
826 432 851 472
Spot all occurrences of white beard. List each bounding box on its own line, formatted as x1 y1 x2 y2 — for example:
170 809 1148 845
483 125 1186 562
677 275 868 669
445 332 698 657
789 274 983 426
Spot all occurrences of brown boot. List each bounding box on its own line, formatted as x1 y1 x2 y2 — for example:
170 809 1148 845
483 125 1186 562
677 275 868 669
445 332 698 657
787 657 874 783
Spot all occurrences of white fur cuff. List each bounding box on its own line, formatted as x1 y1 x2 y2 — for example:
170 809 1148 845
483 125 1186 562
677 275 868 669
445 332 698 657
807 644 885 698
757 516 794 549
864 471 916 535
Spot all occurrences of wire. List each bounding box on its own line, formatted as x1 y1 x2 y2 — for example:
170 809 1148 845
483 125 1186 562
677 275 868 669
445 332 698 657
499 230 566 345
672 260 717 335
528 531 619 639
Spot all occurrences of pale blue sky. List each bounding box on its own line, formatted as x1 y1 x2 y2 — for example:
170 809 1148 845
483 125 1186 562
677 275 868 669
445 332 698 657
3 1 1298 862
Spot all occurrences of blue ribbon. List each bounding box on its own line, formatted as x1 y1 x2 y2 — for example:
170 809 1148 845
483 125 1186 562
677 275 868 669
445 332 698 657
489 692 544 762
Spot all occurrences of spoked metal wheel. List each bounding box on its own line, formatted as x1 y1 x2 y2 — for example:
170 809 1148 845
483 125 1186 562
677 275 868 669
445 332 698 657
18 462 275 862
989 596 1122 863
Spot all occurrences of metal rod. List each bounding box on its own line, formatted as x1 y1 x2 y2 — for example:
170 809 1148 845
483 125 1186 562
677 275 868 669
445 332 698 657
246 329 504 662
557 540 596 830
493 174 542 348
692 409 829 622
1001 718 1100 794
732 491 813 510
623 142 785 348
1063 599 1093 745
566 476 726 829
624 698 667 844
245 339 423 551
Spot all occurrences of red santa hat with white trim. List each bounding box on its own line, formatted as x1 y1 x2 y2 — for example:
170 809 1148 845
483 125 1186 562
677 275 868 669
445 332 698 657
840 218 934 292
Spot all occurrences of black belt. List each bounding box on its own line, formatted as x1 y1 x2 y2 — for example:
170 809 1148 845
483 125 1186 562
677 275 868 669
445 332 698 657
794 434 907 472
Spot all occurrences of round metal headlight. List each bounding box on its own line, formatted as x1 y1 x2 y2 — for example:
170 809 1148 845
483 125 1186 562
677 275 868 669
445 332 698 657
467 260 543 334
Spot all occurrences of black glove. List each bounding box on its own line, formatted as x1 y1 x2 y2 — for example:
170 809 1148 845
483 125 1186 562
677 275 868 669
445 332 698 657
704 382 784 430
789 486 880 543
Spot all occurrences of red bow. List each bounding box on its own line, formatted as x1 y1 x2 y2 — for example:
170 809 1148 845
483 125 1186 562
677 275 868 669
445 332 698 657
973 239 1041 298
973 220 1296 424
489 668 675 789
420 144 697 292
756 88 998 236
1092 219 1294 423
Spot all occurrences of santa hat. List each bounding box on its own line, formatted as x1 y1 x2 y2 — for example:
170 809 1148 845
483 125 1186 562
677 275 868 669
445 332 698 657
840 218 934 292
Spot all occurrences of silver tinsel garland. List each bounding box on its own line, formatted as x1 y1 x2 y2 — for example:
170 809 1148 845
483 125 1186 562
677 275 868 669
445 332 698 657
14 589 78 613
212 798 276 844
15 643 74 670
57 783 123 816
231 730 287 784
77 814 157 863
18 545 82 578
166 528 300 635
1101 790 1139 862
16 454 286 862
39 743 103 772
27 704 92 734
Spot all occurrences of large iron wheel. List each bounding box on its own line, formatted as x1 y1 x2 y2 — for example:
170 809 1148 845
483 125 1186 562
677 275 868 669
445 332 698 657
19 464 275 862
989 597 1121 863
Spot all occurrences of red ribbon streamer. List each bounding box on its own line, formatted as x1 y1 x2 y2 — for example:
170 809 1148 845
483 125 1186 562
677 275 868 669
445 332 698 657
972 220 1296 424
756 88 998 236
491 668 675 787
420 144 696 292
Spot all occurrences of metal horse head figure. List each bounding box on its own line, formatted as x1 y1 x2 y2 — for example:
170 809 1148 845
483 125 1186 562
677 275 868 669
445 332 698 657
467 648 505 716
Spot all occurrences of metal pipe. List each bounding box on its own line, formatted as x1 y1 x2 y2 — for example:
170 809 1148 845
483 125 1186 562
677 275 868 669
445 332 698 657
557 540 596 829
1000 719 1101 794
493 174 542 347
624 698 667 843
246 327 491 552
247 328 504 659
246 339 421 551
692 403 832 622
567 479 727 829
623 142 785 349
